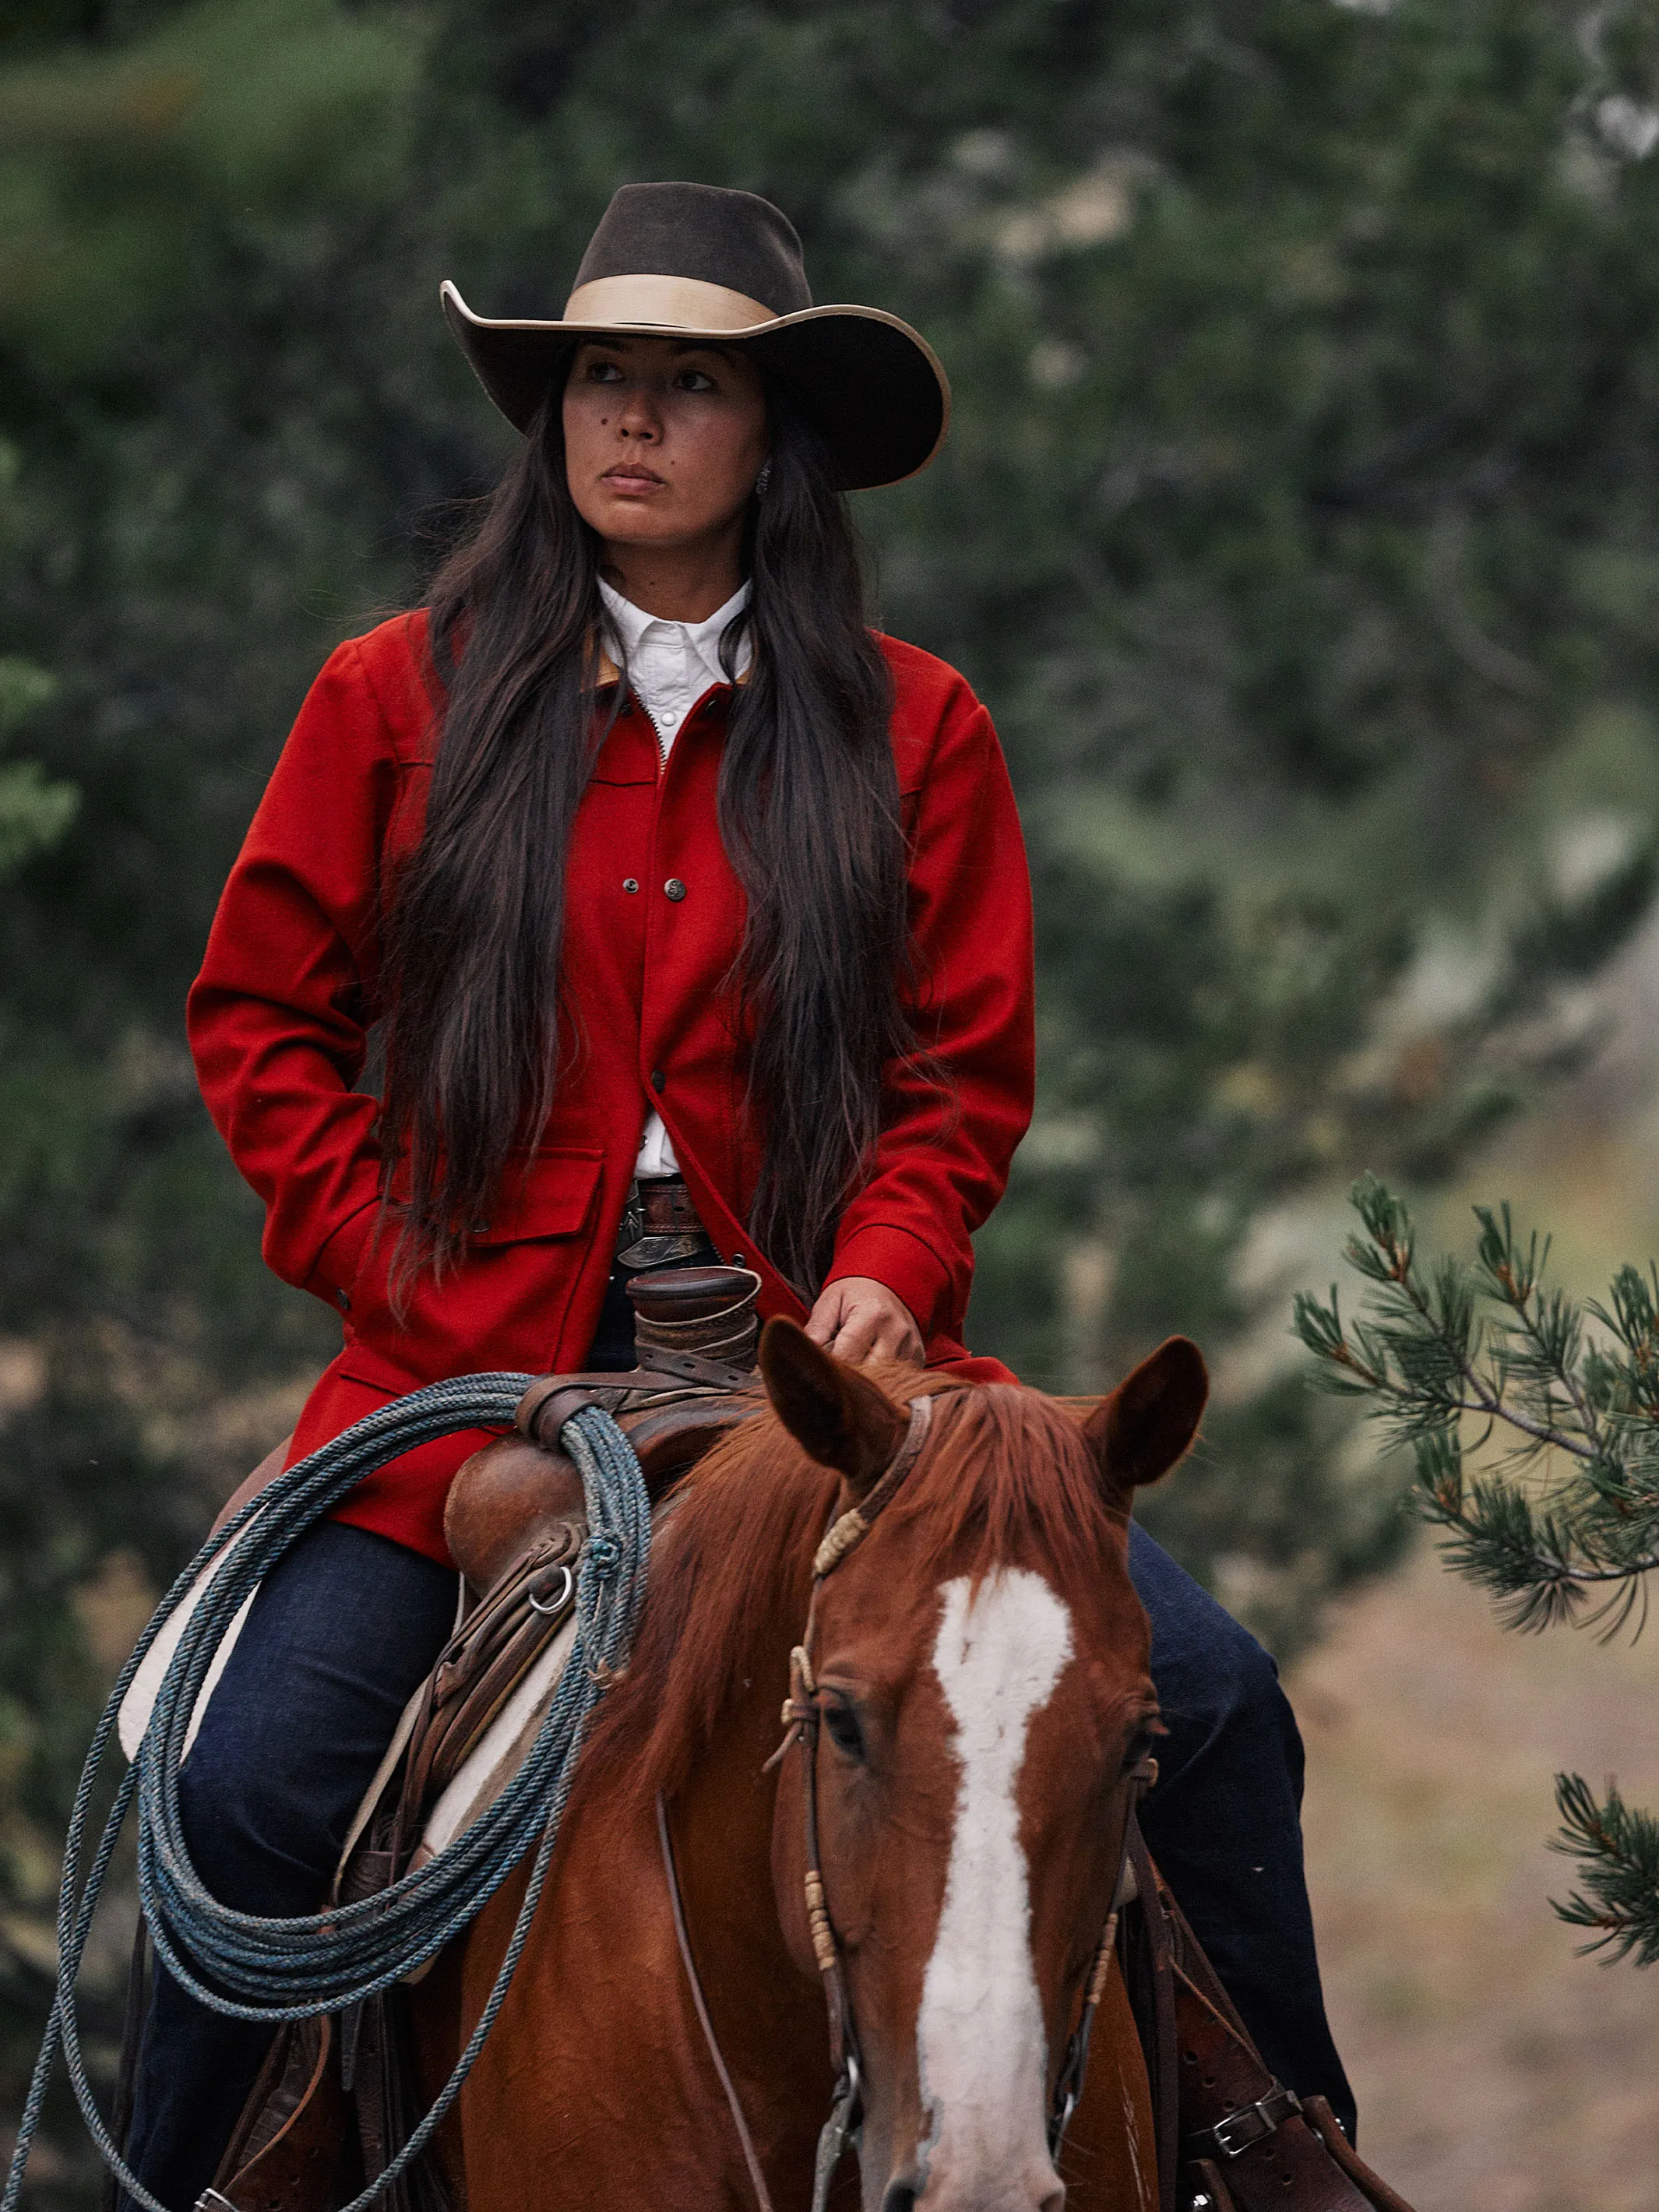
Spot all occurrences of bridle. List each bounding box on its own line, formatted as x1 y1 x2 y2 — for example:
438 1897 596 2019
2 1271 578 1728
658 1389 1155 2212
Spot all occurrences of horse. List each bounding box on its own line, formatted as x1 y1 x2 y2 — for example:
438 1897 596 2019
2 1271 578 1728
415 1316 1210 2210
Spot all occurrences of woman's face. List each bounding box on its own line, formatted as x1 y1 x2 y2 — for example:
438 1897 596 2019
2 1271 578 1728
562 335 769 558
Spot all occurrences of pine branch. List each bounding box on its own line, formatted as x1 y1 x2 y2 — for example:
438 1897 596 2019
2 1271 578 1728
1305 1185 1659 1967
1552 1776 1659 1967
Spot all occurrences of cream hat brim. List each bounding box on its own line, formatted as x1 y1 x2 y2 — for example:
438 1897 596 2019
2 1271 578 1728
441 275 951 491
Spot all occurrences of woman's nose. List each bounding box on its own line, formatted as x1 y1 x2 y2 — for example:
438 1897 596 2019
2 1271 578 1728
616 389 662 439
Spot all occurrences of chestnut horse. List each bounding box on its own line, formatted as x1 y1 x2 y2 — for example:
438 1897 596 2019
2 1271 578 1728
418 1319 1208 2210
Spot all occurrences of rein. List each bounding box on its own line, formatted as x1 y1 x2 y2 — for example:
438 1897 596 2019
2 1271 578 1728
662 1389 1150 2212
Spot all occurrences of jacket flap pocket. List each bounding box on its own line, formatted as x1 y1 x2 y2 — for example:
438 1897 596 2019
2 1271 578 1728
469 1150 604 1243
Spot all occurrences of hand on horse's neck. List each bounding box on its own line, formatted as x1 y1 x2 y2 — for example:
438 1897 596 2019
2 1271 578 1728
599 518 746 623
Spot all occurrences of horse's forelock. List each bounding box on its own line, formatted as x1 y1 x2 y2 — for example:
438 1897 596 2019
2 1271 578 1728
581 1374 1121 1805
886 1382 1123 1594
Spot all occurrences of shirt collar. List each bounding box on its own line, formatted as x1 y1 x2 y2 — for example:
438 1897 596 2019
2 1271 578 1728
597 577 752 693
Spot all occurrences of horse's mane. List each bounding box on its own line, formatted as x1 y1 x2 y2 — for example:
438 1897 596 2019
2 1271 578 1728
585 1367 1122 1805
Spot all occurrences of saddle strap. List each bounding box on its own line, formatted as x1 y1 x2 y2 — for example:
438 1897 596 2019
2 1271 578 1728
1129 1844 1418 2212
1124 1823 1181 2212
515 1358 753 1449
205 2014 343 2212
1170 1966 1372 2212
1300 2100 1419 2212
390 1523 584 1849
350 1988 454 2212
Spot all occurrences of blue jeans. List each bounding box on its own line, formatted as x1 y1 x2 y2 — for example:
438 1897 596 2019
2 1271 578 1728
121 1523 458 2211
122 1515 1353 2207
1129 1523 1356 2139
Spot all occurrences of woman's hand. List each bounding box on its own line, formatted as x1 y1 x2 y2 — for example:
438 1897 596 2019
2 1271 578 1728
805 1276 924 1365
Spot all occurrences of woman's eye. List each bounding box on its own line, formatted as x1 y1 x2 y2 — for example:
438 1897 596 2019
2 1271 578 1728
586 361 623 382
823 1701 866 1763
675 369 716 393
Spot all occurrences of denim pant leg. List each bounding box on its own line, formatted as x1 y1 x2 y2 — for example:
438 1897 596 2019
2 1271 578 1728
122 1521 458 2212
1127 1523 1358 2143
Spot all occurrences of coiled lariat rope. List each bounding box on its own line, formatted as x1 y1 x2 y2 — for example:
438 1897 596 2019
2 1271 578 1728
2 1375 653 2212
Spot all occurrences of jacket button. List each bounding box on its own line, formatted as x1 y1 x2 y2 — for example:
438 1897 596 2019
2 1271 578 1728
664 877 686 901
651 1069 666 1092
336 1287 350 1312
622 877 639 893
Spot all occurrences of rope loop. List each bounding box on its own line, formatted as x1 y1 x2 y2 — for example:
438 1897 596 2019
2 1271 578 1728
2 1380 653 2212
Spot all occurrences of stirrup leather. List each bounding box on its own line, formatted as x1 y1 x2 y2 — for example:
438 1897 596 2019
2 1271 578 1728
1201 2083 1302 2159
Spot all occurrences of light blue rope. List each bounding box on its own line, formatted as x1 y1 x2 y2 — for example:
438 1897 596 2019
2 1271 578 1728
2 1379 653 2212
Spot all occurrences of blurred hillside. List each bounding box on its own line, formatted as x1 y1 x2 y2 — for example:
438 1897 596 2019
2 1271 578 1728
1298 1541 1659 2212
8 0 1659 2194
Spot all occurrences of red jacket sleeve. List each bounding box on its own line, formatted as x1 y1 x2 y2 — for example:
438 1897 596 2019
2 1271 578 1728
187 632 409 1308
826 671 1036 1344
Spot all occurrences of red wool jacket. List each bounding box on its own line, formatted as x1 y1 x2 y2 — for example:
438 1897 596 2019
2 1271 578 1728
188 612 1035 1562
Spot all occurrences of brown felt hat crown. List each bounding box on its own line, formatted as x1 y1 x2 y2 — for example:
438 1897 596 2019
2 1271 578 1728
442 181 950 491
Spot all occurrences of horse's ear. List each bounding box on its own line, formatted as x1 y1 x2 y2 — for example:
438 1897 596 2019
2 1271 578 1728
1083 1336 1208 1499
759 1318 909 1499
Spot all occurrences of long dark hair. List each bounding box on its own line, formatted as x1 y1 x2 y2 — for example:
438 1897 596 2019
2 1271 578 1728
377 362 917 1299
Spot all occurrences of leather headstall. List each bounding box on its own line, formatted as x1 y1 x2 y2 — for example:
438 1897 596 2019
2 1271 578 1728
752 1385 1154 2206
770 1390 937 2210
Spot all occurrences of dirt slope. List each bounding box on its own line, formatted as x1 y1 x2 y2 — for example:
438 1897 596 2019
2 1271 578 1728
1294 1547 1659 2211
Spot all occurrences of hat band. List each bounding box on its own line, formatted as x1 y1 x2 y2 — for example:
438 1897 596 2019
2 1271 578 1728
562 273 780 332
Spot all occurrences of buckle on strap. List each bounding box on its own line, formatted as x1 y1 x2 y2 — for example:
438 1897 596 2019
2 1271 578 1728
1204 2084 1301 2158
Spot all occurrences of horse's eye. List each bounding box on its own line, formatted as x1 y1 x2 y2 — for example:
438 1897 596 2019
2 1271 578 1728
822 1700 866 1763
1121 1721 1161 1779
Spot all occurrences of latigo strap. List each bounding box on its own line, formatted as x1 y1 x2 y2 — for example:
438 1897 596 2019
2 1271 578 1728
1123 1844 1419 2212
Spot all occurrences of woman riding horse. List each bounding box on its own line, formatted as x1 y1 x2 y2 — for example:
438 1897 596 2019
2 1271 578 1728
125 181 1355 2203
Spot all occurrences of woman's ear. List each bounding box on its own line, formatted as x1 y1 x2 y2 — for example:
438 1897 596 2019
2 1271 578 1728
759 1317 907 1498
1083 1337 1209 1502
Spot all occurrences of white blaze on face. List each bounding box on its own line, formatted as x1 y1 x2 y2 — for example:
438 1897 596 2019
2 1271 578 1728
916 1569 1073 2200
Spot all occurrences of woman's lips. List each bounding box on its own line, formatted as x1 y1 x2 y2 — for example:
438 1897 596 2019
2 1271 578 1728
602 467 665 495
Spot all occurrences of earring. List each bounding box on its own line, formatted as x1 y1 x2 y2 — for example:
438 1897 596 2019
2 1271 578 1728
754 460 773 498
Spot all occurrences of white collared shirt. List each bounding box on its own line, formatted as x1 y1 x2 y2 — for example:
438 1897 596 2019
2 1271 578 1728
599 579 753 1179
598 577 752 762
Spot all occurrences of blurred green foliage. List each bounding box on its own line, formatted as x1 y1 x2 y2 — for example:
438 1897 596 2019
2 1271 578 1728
7 0 1659 2188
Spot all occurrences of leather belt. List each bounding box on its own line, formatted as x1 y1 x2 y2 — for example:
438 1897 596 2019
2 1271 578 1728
615 1176 716 1270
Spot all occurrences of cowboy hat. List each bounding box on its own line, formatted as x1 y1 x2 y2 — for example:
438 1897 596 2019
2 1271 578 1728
441 181 949 491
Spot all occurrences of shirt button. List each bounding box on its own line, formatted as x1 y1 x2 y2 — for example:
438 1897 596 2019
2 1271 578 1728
622 877 639 893
664 878 686 901
651 1069 666 1093
660 709 678 727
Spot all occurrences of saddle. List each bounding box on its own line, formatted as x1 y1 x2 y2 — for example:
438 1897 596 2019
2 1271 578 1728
198 1267 765 2212
145 1266 1415 2212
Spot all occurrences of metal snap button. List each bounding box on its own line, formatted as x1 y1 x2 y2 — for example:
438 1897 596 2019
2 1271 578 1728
651 1069 666 1092
664 878 686 901
622 877 639 893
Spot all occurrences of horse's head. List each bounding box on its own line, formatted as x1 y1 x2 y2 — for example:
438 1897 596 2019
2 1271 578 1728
759 1323 1207 2212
